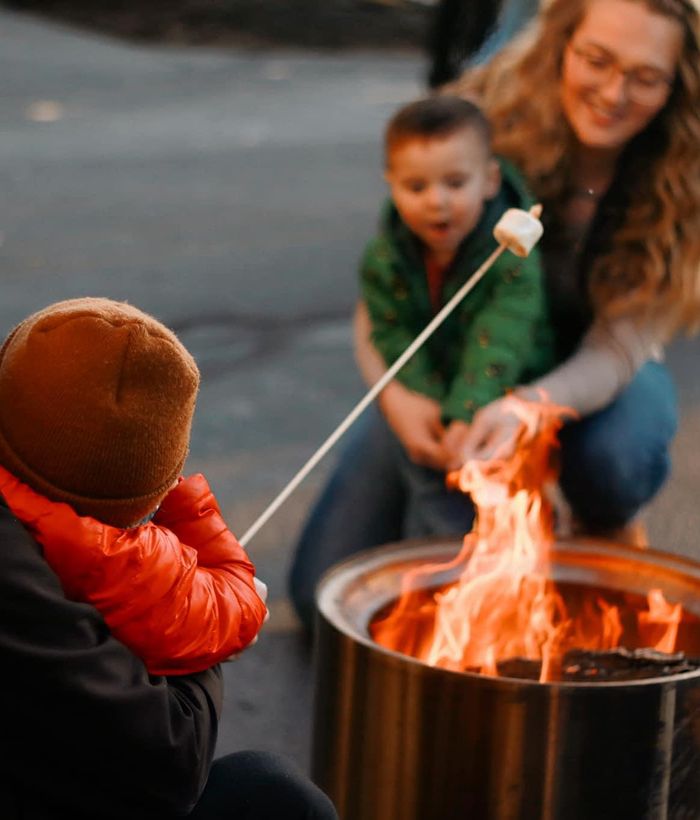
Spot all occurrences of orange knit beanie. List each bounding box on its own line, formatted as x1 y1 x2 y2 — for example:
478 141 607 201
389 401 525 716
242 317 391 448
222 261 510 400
0 297 200 527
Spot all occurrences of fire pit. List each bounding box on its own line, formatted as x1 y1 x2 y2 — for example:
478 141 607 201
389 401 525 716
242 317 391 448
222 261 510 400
312 537 700 820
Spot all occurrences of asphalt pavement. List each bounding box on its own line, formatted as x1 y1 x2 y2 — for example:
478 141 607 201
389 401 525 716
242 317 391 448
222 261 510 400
2 6 699 775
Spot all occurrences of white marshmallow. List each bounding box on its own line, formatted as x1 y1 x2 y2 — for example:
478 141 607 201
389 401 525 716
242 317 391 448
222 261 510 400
493 207 544 257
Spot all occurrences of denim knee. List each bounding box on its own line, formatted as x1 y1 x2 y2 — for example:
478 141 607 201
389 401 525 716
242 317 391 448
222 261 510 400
559 362 677 529
560 427 671 528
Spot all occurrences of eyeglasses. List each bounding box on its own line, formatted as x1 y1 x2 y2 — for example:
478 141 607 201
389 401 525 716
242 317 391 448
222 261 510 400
567 43 675 105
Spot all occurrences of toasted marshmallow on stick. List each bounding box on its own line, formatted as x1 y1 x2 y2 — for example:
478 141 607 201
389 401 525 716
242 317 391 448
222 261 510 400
493 204 543 257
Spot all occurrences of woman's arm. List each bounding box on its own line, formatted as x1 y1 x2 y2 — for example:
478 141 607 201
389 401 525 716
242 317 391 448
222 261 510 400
447 315 664 465
523 315 663 415
353 300 449 470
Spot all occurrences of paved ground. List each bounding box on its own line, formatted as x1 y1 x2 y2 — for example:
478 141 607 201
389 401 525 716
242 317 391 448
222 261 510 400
2 6 699 777
2 0 433 49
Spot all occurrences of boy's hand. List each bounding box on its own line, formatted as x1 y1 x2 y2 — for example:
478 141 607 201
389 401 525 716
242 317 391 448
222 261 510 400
254 577 269 615
226 577 269 661
441 420 472 471
379 381 447 471
250 577 270 643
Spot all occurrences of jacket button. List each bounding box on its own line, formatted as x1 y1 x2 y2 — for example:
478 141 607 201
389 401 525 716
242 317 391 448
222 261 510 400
485 363 505 378
375 244 391 262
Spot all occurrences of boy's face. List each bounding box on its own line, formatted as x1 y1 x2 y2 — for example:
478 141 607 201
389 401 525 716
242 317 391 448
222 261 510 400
385 128 500 264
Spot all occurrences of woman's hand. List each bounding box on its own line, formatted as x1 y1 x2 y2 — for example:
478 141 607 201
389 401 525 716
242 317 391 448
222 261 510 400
445 397 524 466
379 381 448 470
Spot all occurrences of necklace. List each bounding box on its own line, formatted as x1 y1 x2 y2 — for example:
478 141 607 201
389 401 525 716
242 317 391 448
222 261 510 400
570 186 604 200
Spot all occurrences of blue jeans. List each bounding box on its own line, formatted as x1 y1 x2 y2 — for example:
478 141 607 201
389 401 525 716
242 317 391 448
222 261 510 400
558 361 677 531
288 362 678 631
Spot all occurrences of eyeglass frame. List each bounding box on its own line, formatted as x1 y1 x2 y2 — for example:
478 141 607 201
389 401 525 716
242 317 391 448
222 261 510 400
565 41 676 105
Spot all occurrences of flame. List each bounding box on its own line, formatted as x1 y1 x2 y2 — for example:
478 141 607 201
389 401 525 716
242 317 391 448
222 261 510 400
371 394 681 682
638 588 682 654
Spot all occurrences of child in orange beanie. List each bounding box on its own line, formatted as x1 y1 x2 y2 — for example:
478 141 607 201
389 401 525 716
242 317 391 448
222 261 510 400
0 297 267 675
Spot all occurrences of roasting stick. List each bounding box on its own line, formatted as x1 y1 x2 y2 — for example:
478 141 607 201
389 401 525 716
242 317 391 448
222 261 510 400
240 205 543 547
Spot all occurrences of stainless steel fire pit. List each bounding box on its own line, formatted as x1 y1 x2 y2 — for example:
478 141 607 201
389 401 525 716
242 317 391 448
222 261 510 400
312 538 700 820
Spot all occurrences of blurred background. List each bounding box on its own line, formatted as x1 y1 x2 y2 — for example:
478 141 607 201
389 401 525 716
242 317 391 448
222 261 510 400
2 0 698 774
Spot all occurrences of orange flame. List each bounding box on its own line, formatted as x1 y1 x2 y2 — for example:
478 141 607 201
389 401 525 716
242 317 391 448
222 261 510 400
371 394 681 681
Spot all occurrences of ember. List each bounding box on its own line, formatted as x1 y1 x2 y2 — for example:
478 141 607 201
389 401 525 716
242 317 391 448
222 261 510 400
481 647 700 682
371 395 684 682
560 647 700 681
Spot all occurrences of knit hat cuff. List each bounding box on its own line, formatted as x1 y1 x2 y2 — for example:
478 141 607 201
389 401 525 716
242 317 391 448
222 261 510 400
0 424 187 528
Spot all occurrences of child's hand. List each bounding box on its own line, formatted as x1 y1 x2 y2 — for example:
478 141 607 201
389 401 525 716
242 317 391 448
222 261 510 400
379 381 447 470
250 577 270 642
226 577 269 661
254 577 269 616
441 420 472 471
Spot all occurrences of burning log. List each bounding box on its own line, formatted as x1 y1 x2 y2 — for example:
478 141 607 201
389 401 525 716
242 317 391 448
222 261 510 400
495 648 700 682
561 647 700 682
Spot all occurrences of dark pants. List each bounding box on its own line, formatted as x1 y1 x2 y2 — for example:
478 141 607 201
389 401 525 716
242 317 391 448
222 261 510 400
187 752 338 819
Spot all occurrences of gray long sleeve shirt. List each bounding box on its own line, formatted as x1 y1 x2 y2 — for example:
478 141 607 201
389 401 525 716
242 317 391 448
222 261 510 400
530 315 662 416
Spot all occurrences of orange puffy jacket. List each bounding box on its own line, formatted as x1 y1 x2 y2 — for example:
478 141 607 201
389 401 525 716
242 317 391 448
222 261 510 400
0 466 267 676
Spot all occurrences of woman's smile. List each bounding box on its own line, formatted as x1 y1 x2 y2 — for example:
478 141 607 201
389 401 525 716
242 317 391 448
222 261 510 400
560 0 682 152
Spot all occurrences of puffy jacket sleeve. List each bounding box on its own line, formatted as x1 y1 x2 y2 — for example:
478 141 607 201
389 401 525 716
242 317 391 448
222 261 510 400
6 472 267 676
0 499 222 819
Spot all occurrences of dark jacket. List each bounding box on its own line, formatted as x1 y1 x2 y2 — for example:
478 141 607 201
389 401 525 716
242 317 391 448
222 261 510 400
0 497 222 819
361 158 555 422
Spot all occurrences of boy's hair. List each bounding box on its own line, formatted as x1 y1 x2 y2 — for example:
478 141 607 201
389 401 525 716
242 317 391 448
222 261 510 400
384 95 492 164
0 297 200 527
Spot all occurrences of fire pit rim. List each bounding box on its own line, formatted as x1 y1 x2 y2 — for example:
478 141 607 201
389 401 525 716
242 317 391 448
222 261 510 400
315 535 700 689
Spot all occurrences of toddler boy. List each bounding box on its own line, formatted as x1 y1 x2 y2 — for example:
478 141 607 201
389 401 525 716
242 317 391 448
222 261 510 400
0 297 267 675
359 95 553 530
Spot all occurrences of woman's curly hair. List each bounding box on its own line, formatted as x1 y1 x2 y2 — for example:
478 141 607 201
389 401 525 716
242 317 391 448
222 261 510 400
452 0 700 336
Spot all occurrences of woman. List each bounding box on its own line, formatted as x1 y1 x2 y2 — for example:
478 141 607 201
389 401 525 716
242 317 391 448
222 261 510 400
289 0 700 631
442 0 700 508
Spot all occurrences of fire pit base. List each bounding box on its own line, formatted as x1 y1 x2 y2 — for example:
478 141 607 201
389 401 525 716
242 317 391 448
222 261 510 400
312 538 700 820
